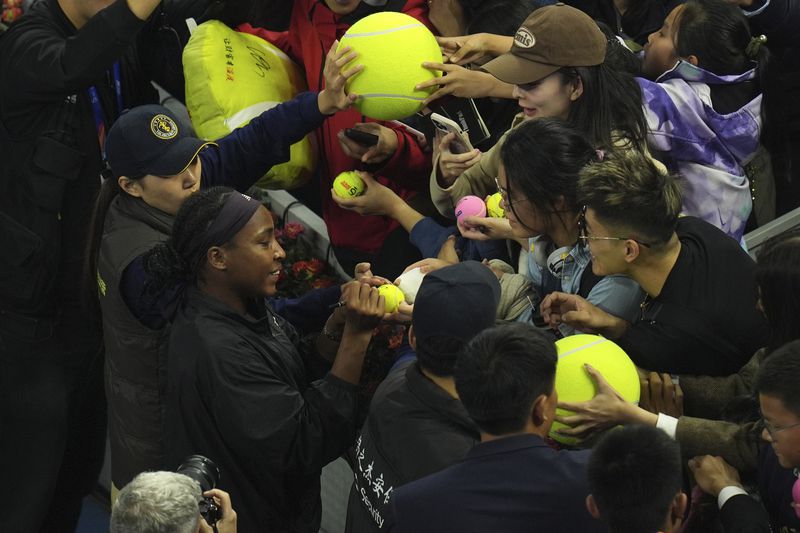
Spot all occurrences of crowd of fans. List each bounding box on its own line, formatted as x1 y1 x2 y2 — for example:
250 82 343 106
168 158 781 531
1 0 799 531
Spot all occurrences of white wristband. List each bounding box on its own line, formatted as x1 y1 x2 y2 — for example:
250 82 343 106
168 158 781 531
656 413 679 439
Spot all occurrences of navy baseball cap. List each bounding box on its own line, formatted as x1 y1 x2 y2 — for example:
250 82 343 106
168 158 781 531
106 105 215 179
412 261 501 344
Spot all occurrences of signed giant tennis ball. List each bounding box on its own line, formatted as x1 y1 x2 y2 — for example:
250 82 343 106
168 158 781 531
549 334 640 446
337 12 442 120
377 284 405 314
333 171 365 198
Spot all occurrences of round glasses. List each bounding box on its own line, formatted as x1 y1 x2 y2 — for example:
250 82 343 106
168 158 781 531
577 205 651 248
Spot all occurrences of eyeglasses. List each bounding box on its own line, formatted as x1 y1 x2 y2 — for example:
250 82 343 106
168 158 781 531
762 418 800 439
494 176 530 210
577 205 651 248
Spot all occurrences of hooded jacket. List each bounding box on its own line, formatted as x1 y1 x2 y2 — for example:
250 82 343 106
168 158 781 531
637 60 763 242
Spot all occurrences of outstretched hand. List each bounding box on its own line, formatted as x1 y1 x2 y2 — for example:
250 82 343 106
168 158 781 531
540 292 629 338
640 372 684 418
458 215 513 241
318 40 363 115
338 123 399 165
330 171 401 217
401 257 456 276
555 364 635 439
417 62 500 105
436 33 506 65
435 132 482 185
688 455 743 497
352 262 391 287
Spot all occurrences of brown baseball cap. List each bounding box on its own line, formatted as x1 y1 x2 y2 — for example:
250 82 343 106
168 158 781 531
482 3 607 85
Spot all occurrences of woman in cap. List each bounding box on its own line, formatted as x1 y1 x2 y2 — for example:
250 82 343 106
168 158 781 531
425 3 649 219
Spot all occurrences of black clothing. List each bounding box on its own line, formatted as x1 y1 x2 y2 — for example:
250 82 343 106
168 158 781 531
0 0 153 529
757 445 800 532
392 434 605 533
617 217 768 375
0 0 161 315
720 494 772 533
0 0 208 526
165 288 359 533
345 360 479 532
0 309 106 532
564 0 683 46
99 194 173 488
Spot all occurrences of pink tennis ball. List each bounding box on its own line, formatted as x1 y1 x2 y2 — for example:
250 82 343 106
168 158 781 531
793 479 800 518
455 195 486 228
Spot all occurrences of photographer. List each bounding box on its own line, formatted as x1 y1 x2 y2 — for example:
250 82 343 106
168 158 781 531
111 471 237 533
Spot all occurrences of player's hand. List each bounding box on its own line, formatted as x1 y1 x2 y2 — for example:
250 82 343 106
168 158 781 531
343 281 385 333
338 123 398 165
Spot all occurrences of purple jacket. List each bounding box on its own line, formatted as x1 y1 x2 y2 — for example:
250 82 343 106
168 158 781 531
638 61 762 241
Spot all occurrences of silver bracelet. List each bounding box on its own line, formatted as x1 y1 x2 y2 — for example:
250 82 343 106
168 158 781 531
322 324 343 342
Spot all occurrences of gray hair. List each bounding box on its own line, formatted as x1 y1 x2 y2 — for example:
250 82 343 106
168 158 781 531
110 471 201 533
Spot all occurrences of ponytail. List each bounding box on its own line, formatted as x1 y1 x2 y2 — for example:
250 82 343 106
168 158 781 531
753 40 782 155
83 178 123 317
675 0 784 157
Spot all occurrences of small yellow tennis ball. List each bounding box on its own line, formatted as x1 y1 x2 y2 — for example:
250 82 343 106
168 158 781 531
337 12 442 120
486 192 505 218
377 284 405 314
549 334 640 446
333 171 365 198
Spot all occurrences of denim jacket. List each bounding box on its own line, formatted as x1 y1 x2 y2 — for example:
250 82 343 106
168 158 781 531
519 237 643 336
638 61 762 241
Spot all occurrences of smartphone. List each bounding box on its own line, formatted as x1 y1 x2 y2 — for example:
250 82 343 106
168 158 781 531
430 112 473 154
344 128 379 146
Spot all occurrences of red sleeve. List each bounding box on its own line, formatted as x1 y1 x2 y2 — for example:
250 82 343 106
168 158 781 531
376 125 433 188
402 0 436 33
237 24 300 64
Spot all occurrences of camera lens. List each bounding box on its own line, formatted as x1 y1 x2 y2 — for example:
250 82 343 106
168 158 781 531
176 455 220 493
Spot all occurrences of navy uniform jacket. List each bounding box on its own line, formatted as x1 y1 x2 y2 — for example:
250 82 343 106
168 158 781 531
391 434 607 533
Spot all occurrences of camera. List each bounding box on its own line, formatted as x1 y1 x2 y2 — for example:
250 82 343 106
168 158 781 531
177 455 222 526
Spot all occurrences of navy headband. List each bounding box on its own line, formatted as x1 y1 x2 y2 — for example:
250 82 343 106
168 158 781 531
196 192 262 253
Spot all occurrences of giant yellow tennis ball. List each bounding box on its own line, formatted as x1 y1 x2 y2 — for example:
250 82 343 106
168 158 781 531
486 192 505 218
549 334 640 446
377 284 405 314
337 12 442 120
333 171 365 198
